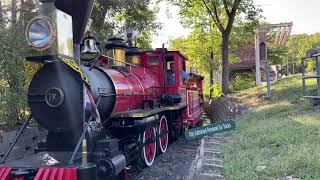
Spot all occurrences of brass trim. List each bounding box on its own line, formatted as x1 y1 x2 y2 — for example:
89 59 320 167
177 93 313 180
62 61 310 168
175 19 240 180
111 103 188 118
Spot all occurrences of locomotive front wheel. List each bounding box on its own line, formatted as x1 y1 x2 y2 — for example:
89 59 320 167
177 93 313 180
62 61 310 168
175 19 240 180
138 127 157 168
158 115 169 153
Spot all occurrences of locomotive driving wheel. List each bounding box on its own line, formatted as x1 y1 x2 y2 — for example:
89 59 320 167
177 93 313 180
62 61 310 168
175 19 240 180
158 115 168 153
138 127 157 168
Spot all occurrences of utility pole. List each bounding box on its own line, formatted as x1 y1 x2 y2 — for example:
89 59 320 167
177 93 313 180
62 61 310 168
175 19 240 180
255 34 261 85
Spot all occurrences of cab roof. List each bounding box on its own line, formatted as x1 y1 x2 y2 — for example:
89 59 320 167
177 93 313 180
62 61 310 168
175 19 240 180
143 49 188 61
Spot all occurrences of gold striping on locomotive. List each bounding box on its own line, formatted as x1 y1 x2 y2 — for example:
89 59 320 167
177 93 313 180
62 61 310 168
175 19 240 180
59 56 90 85
111 103 188 118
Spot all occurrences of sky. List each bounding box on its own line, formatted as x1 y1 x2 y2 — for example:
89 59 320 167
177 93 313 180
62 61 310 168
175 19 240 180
151 1 191 48
151 0 320 48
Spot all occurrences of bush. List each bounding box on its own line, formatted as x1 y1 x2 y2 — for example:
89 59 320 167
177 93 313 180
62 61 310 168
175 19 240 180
306 60 316 72
230 73 255 92
203 83 222 99
212 84 222 97
0 27 29 126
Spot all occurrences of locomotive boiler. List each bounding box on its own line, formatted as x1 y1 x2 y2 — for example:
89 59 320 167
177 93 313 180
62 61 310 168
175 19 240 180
0 0 204 179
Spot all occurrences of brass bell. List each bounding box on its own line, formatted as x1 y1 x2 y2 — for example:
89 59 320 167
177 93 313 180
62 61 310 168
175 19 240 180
80 35 101 62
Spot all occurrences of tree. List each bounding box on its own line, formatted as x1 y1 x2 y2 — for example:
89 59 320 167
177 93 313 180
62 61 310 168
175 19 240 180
260 33 320 75
170 0 260 94
169 20 257 97
200 0 241 93
90 0 160 49
287 33 320 72
0 0 160 126
169 0 260 94
170 26 223 98
0 0 38 125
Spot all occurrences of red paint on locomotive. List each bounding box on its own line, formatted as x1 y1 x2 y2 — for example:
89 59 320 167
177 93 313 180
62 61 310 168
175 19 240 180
98 66 161 114
98 48 204 126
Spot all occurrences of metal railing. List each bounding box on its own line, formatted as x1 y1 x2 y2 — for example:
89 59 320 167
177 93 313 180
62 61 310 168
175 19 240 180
301 53 320 99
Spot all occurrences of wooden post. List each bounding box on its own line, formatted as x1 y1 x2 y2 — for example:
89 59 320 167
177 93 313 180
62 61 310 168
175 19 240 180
293 55 295 74
255 34 261 85
265 44 271 99
301 58 306 96
316 56 320 96
287 53 289 75
266 64 271 99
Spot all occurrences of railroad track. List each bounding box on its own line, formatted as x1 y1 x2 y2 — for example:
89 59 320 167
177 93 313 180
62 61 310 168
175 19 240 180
1 113 230 180
129 137 201 180
130 134 226 180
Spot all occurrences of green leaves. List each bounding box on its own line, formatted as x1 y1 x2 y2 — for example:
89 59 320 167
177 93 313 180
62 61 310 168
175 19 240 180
169 0 261 95
89 0 160 48
169 0 262 94
266 33 320 72
169 26 221 76
0 27 28 125
230 73 255 91
0 0 38 126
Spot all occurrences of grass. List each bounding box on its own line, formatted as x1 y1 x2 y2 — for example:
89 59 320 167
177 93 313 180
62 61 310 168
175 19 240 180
222 75 320 179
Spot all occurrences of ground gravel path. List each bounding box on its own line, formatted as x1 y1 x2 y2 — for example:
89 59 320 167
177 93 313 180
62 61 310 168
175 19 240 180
132 137 200 180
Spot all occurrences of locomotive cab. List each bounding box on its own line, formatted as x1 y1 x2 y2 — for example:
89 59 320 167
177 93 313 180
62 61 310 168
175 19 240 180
141 49 189 101
140 49 204 125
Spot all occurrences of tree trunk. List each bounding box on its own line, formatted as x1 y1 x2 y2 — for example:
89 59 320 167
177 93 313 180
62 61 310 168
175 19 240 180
11 0 17 25
209 51 214 99
20 0 26 26
221 32 230 94
0 1 3 25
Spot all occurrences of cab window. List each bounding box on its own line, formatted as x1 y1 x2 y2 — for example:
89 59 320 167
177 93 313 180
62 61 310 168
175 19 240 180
148 56 159 65
166 60 175 85
180 60 189 85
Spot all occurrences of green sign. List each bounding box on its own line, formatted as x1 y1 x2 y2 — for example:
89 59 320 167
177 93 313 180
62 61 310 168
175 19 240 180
185 120 236 140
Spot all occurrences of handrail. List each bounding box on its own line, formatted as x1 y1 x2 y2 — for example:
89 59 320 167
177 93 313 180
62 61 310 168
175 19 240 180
303 53 320 59
99 53 141 68
302 75 320 79
301 55 320 99
68 95 102 164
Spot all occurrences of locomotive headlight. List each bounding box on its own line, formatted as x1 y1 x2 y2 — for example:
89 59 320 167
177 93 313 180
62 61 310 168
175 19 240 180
26 16 55 50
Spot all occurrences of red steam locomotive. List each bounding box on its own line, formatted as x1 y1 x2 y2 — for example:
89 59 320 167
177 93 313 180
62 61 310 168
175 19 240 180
0 0 204 179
